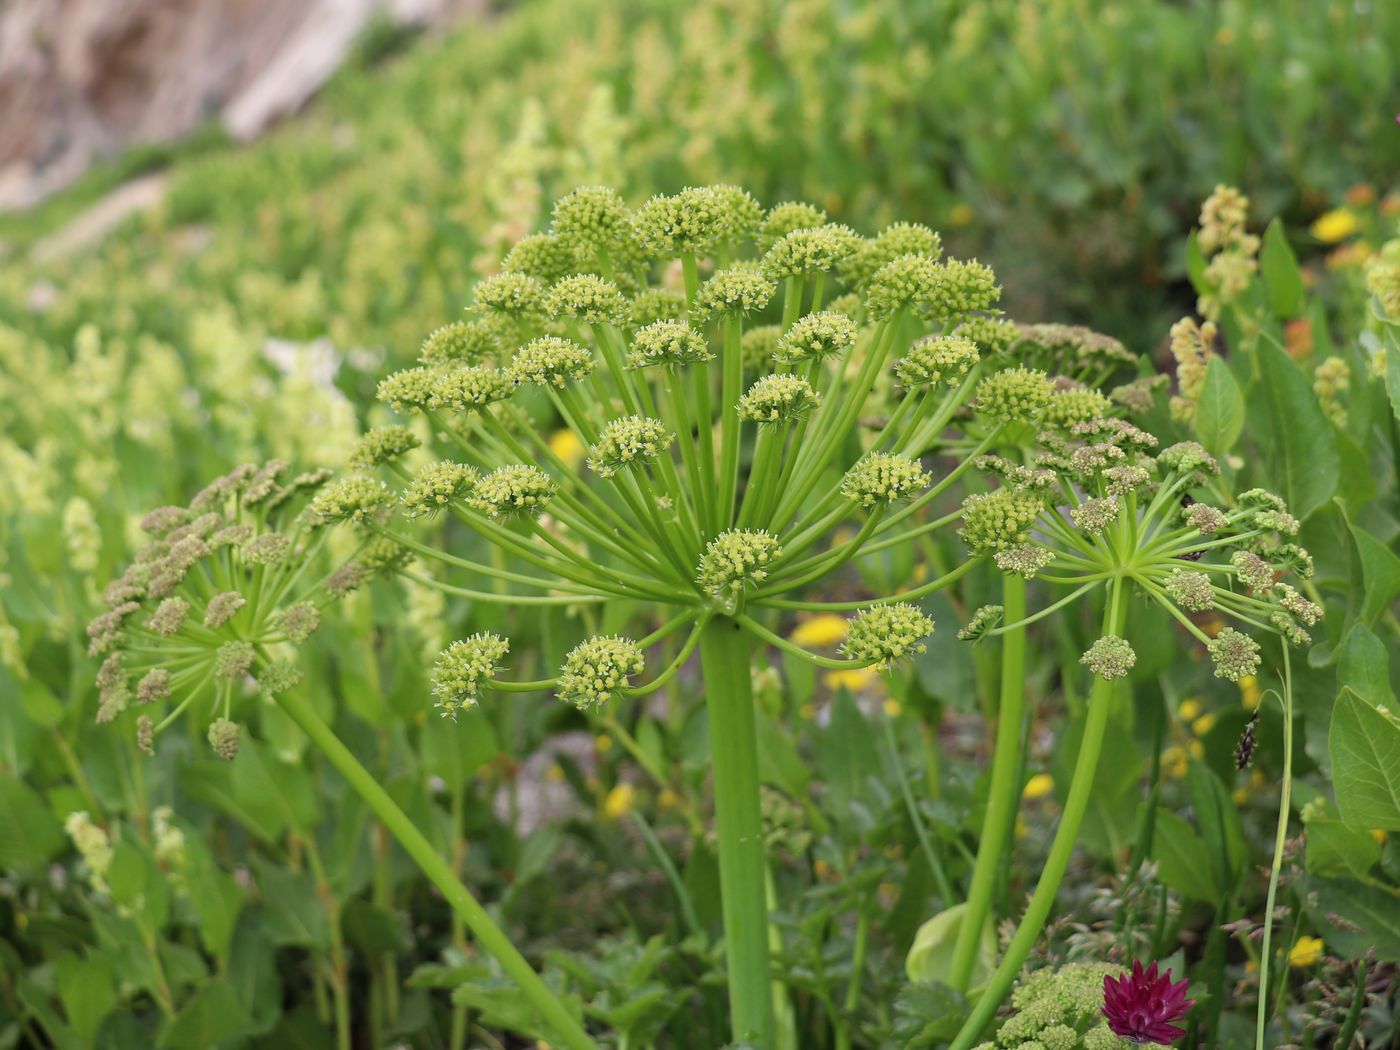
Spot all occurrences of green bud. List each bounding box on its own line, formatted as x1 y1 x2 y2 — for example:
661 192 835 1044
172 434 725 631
350 425 421 469
842 222 943 289
760 201 828 250
1208 627 1261 681
419 320 501 367
207 718 241 760
469 465 556 520
738 374 821 426
136 715 155 755
258 661 304 696
957 603 1005 641
204 590 246 628
923 258 1000 320
587 417 674 477
952 316 1021 355
558 636 645 709
510 336 595 387
761 224 860 279
432 633 510 717
1183 502 1227 534
864 253 940 321
501 232 580 284
1042 387 1112 429
697 529 783 602
431 364 518 411
215 640 255 679
1275 583 1322 626
552 186 631 254
1102 464 1152 496
242 532 290 565
401 461 477 520
1252 508 1300 536
473 270 546 317
959 488 1044 553
1157 440 1220 476
774 310 857 364
1165 569 1215 611
628 320 713 368
708 184 764 242
309 476 391 525
840 452 931 507
1231 550 1276 593
895 335 979 388
1079 635 1136 680
628 287 688 327
377 367 438 412
841 603 934 667
693 266 777 323
635 187 728 257
545 273 627 325
1070 496 1120 534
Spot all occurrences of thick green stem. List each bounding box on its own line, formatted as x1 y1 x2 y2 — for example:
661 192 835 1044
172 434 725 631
1256 647 1293 1050
272 690 596 1050
949 579 1127 1050
699 617 774 1048
949 572 1027 991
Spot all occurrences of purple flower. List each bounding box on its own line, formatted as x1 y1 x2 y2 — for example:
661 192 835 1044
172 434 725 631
1102 960 1193 1045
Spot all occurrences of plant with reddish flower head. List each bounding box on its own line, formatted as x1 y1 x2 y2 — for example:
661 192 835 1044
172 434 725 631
1102 961 1194 1046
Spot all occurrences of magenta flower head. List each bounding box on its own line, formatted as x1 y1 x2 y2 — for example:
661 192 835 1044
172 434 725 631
1102 960 1193 1045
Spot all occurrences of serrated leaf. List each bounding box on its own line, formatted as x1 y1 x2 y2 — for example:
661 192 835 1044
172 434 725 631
1330 689 1400 831
1194 356 1245 453
1257 338 1339 520
1261 218 1304 317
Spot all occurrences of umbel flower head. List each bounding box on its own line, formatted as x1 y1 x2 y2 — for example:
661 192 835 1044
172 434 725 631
321 183 1139 718
87 461 367 758
1102 960 1194 1045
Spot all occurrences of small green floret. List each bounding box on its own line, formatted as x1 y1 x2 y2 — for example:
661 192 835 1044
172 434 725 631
510 336 595 387
474 270 545 316
840 453 931 507
974 367 1054 423
309 476 390 525
959 489 1044 553
401 462 477 520
469 465 556 520
350 425 421 469
432 633 510 718
697 529 782 603
628 320 713 368
558 636 645 709
774 310 857 363
1209 627 1261 681
957 604 1005 641
738 374 821 425
545 274 627 325
1080 635 1136 680
841 603 934 667
587 417 674 477
895 335 980 388
693 266 777 322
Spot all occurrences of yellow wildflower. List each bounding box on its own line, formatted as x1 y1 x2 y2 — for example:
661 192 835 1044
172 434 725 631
1310 208 1360 244
948 203 974 227
1288 936 1324 968
1240 675 1261 711
790 614 849 649
549 427 586 469
1177 699 1202 723
595 734 613 752
882 698 903 718
823 667 879 693
546 763 565 782
1371 828 1388 846
1161 745 1189 779
658 789 678 809
1022 773 1055 800
1193 712 1218 736
602 782 636 821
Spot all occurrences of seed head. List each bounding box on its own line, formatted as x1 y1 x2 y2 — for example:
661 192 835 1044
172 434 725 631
1080 635 1137 680
635 187 728 257
137 668 172 704
993 543 1055 579
419 320 500 366
761 224 860 279
148 597 191 637
959 489 1044 553
1231 550 1276 593
1275 584 1322 626
325 563 366 597
273 602 321 644
697 529 783 602
545 274 627 325
401 461 477 519
558 636 645 709
310 476 391 525
432 364 517 411
473 270 545 317
738 374 821 426
137 715 155 755
1103 464 1152 496
693 266 776 323
432 633 510 717
210 524 252 548
1071 496 1120 534
760 201 828 249
1208 627 1262 681
1271 611 1312 647
628 288 687 327
469 465 556 520
1157 440 1219 476
895 335 980 388
207 718 241 760
841 603 934 667
587 417 674 477
87 602 139 655
360 535 411 575
510 336 595 387
1235 711 1259 769
552 186 631 254
957 603 1005 641
140 506 189 536
774 311 857 364
1252 508 1300 536
501 232 580 284
204 590 247 628
628 320 713 368
840 452 931 507
258 661 304 695
242 532 290 565
377 367 439 412
1183 502 1227 534
1165 569 1215 612
974 367 1054 424
864 253 940 321
215 641 255 679
350 426 421 469
1043 388 1113 429
953 316 1021 355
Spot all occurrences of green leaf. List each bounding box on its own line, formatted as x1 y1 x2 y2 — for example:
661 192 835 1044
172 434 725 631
0 774 65 869
420 711 498 794
1150 809 1218 901
1185 230 1208 292
1330 689 1400 831
1305 817 1381 880
1306 876 1400 961
755 707 809 797
1339 624 1393 708
1193 356 1246 454
1342 515 1400 626
185 838 245 960
342 900 409 957
252 858 329 951
814 688 880 814
157 979 251 1049
893 981 970 1047
1260 218 1304 317
904 902 995 987
1186 760 1245 891
1384 324 1400 427
54 952 118 1048
1256 338 1339 520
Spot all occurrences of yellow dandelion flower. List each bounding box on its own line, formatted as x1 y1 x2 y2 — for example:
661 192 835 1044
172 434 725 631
1023 773 1055 800
1311 209 1361 244
823 667 879 693
549 427 586 469
1178 699 1202 722
790 614 849 649
602 782 636 821
1288 936 1324 968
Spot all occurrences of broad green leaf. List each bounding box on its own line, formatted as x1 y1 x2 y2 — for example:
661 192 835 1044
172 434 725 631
905 902 995 987
893 982 970 1047
755 707 810 797
420 710 498 794
185 836 245 960
1305 817 1381 880
0 774 65 869
1260 218 1304 317
1194 356 1245 454
55 952 118 1048
157 979 251 1049
1306 876 1400 961
814 688 881 814
1333 427 1377 515
1339 624 1393 708
252 858 329 950
1256 338 1339 520
1150 809 1218 901
342 899 409 957
1186 760 1245 890
1330 689 1400 831
1342 514 1400 626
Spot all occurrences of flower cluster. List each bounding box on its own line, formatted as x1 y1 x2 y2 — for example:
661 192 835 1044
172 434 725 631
87 461 370 757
